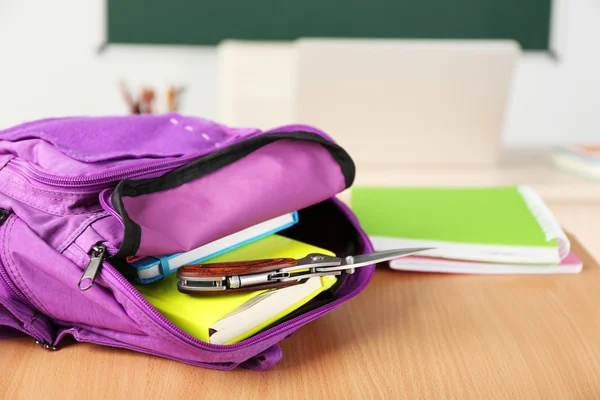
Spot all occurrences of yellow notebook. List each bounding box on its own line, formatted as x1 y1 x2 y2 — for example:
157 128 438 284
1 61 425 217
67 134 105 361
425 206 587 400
135 235 337 344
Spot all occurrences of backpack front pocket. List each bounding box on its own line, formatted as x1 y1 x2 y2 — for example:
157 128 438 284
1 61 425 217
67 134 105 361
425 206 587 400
0 212 56 346
1 213 144 337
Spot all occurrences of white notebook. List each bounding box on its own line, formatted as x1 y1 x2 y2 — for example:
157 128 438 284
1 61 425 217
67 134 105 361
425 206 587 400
389 252 583 275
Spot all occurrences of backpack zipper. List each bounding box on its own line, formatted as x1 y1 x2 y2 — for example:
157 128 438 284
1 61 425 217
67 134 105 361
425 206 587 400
70 200 368 351
76 242 353 350
78 243 119 290
78 242 119 291
6 157 197 189
96 199 374 351
5 127 341 190
78 244 107 290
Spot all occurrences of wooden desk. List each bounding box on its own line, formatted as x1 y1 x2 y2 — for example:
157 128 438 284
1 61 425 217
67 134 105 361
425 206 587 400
2 165 600 399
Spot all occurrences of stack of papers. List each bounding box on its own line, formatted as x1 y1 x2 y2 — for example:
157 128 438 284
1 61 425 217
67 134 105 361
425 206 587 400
351 185 582 274
552 145 600 180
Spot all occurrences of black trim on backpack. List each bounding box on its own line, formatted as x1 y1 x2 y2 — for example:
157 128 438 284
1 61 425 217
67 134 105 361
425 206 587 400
107 132 355 271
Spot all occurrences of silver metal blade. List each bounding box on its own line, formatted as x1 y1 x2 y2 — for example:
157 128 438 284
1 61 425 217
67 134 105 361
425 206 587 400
316 247 434 272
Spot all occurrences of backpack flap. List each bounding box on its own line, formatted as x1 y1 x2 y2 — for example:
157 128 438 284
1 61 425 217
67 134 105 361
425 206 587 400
104 131 355 279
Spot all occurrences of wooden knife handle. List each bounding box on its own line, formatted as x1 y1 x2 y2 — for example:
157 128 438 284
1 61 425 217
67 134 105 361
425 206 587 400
177 258 298 279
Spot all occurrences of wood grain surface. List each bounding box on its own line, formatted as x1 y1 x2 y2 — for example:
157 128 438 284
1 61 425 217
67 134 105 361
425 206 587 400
1 201 600 399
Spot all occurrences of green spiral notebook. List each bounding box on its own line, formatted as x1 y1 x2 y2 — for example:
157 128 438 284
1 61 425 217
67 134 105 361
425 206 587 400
351 185 570 265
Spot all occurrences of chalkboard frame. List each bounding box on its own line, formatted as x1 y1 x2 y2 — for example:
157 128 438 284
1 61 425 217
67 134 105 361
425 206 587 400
99 0 565 60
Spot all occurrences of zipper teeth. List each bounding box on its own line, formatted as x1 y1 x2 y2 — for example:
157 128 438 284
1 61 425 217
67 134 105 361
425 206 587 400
0 262 29 305
0 214 33 306
103 261 366 351
7 157 196 188
95 130 357 351
103 242 119 255
6 127 332 189
100 202 374 352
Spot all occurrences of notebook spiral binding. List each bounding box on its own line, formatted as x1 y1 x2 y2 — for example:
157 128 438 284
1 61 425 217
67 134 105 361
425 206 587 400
517 185 570 260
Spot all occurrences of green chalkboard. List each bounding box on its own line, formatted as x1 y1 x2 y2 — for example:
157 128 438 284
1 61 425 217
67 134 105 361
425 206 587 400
107 0 551 50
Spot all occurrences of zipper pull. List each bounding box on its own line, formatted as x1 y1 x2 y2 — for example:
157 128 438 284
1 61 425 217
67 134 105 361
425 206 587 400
78 244 107 291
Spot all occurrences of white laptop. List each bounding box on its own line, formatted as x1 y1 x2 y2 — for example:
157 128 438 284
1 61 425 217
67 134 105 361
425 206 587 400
293 38 521 166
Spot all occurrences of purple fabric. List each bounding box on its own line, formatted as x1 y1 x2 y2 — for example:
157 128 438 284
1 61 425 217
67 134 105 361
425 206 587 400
0 276 56 345
0 114 257 174
0 167 109 250
3 216 144 335
123 139 346 256
0 301 25 338
0 114 373 370
0 325 24 339
240 343 283 370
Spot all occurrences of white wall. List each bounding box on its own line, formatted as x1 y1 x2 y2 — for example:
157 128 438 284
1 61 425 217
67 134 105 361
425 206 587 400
0 0 218 123
504 0 600 145
1 0 599 146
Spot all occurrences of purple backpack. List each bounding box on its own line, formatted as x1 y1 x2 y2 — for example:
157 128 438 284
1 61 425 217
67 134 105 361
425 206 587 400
0 114 373 370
